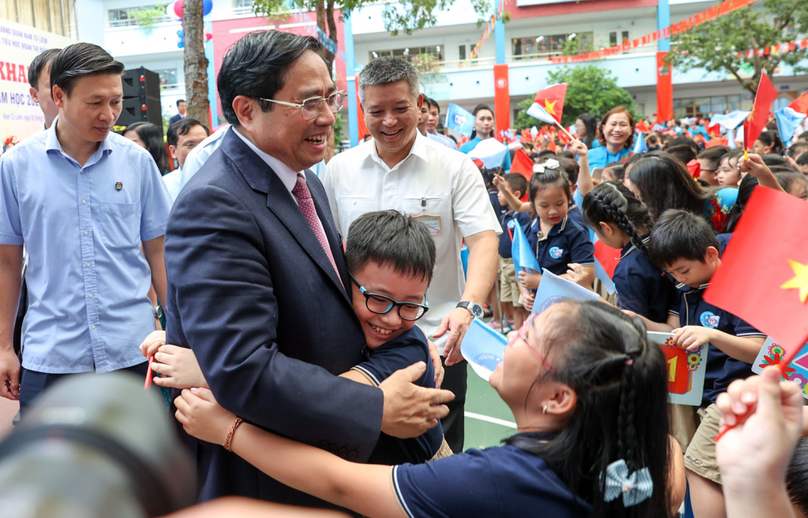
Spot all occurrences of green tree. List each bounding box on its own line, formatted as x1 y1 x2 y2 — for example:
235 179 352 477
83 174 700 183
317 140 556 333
514 65 637 130
253 0 493 68
669 0 808 95
183 0 210 126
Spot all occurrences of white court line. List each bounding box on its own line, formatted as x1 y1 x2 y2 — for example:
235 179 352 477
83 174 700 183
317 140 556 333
465 411 517 429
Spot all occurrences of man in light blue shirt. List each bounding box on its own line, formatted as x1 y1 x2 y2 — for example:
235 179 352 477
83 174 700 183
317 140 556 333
424 97 458 150
0 43 171 409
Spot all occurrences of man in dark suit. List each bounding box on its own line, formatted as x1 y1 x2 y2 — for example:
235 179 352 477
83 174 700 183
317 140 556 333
164 31 453 509
169 99 186 126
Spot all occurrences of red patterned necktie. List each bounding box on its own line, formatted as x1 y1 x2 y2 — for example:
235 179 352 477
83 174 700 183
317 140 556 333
292 174 339 275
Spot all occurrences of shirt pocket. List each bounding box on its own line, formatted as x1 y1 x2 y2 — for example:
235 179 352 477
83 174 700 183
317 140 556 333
95 201 140 249
338 195 378 230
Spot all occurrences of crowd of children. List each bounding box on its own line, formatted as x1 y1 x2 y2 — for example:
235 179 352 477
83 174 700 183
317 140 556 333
137 107 808 518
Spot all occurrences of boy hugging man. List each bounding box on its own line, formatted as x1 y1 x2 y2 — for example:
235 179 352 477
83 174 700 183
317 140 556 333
143 210 450 466
637 209 765 518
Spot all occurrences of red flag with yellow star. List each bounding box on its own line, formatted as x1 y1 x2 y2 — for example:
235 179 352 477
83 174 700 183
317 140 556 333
704 186 808 353
532 84 567 125
743 71 779 150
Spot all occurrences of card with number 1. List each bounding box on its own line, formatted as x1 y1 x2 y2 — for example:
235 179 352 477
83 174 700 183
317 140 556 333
647 331 708 406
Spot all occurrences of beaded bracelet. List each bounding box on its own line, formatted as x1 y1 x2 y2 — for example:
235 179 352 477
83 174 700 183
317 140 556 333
223 417 243 452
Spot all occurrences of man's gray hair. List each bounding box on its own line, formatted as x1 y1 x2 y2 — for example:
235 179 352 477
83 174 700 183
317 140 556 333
357 56 420 105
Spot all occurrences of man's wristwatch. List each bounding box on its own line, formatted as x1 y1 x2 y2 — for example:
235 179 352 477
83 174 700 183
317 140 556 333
153 306 163 320
457 301 485 319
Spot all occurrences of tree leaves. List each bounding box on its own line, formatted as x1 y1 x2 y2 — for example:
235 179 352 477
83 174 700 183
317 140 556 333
513 65 637 129
669 0 808 95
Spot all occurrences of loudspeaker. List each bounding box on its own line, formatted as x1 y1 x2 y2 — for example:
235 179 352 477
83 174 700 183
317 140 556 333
118 67 163 134
122 67 161 100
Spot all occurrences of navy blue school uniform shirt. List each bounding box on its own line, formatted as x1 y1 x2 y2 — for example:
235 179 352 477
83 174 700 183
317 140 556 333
525 216 595 276
567 204 586 230
614 236 676 323
669 284 763 407
498 210 532 258
488 189 506 218
351 327 443 465
393 441 591 518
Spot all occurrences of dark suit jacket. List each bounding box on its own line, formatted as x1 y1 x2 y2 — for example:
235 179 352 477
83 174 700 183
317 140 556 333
164 130 383 508
169 113 183 126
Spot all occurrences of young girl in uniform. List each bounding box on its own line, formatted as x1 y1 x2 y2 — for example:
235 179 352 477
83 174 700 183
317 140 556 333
176 300 681 518
582 182 674 324
518 160 595 294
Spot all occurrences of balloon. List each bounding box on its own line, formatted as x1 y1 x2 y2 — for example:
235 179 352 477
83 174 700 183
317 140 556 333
166 2 180 20
177 29 183 37
178 41 184 49
205 32 212 41
202 0 213 16
173 0 184 19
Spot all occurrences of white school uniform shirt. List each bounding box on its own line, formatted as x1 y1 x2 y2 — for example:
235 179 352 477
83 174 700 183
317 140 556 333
322 132 501 339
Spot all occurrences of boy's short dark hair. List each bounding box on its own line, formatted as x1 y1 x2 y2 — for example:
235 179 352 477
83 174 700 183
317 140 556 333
696 146 729 171
167 118 210 147
504 173 528 197
28 48 61 90
787 142 808 159
554 155 579 185
798 131 808 143
787 439 808 517
50 43 124 97
345 210 436 284
665 144 696 167
425 97 440 112
647 209 719 269
797 152 808 167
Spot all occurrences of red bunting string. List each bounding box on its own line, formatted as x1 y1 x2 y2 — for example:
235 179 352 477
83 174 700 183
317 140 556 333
549 0 759 64
733 38 808 59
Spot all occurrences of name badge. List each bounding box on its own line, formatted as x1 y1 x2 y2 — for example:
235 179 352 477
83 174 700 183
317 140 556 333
414 214 441 236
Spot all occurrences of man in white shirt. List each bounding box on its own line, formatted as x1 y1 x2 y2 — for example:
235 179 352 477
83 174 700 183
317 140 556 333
425 97 458 149
322 56 500 452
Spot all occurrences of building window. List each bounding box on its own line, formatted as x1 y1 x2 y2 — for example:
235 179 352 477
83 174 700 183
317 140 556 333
369 46 444 63
609 32 617 47
673 93 756 119
155 69 178 88
108 5 169 27
459 44 466 61
235 0 254 7
511 32 593 59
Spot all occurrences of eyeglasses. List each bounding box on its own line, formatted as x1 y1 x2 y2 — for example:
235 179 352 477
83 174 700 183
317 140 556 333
256 90 347 120
508 313 556 373
349 273 429 322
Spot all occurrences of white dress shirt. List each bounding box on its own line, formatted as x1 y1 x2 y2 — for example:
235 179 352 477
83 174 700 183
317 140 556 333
322 133 500 338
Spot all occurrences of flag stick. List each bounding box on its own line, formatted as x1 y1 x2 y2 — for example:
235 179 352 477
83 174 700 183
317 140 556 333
553 120 575 141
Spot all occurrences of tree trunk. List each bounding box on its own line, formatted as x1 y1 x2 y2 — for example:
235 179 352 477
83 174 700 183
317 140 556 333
183 0 210 126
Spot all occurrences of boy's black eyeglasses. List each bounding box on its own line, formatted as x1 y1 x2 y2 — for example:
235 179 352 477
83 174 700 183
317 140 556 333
349 273 429 321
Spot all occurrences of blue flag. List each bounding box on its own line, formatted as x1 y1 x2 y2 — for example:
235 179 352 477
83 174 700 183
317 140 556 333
726 127 736 149
775 107 807 145
632 131 647 154
509 220 540 275
460 318 508 381
710 110 749 130
531 268 600 315
445 103 475 137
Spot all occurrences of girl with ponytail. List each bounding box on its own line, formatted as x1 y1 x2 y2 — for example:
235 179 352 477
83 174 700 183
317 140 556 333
582 182 676 323
174 300 683 518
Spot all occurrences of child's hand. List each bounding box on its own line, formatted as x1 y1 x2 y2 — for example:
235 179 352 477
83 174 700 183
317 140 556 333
716 368 803 493
562 263 591 288
151 345 209 389
494 173 512 194
672 326 714 351
518 270 541 290
174 388 236 446
738 153 771 179
568 138 587 157
139 330 166 358
522 293 535 313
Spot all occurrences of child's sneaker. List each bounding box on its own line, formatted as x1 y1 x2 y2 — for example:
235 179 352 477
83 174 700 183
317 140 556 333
487 320 502 330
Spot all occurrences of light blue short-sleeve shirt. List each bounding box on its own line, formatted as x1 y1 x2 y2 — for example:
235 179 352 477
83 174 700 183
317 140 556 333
0 118 172 374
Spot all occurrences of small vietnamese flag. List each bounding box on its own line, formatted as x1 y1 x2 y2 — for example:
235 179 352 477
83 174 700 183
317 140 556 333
510 149 534 185
531 83 568 125
705 187 808 356
743 70 779 151
789 92 808 115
